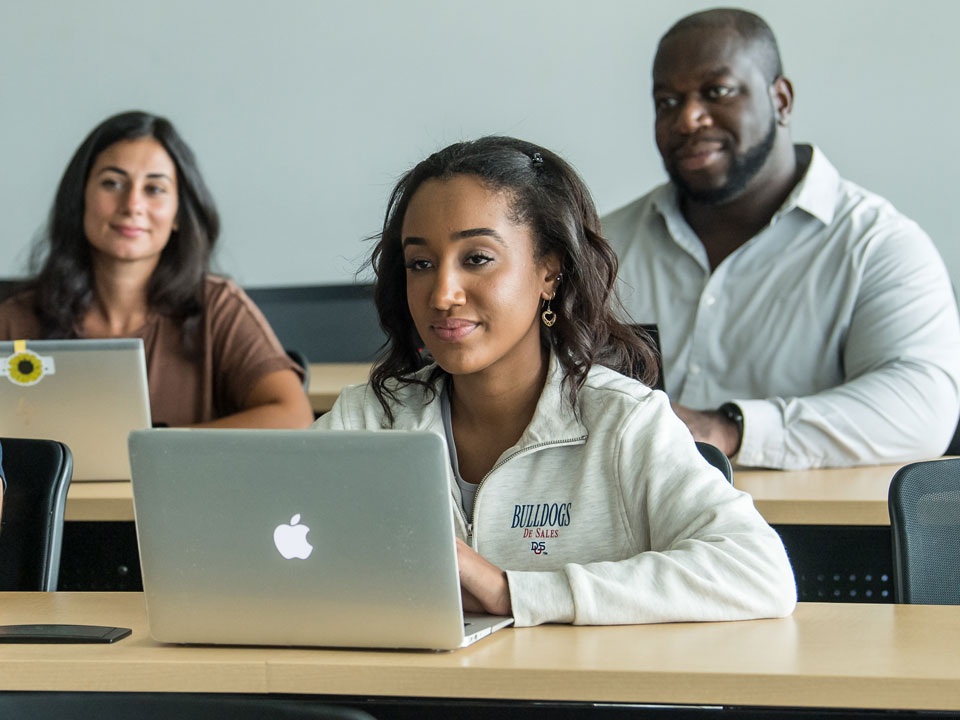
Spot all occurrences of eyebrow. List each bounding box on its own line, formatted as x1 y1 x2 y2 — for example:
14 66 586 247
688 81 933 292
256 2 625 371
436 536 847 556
703 66 734 79
401 227 505 249
96 166 173 181
653 66 736 93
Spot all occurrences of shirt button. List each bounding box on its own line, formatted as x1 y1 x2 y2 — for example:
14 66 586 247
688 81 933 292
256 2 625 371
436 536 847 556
704 295 716 307
689 363 701 375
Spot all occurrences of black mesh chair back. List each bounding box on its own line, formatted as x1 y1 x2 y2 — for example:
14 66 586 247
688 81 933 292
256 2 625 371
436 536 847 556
0 437 72 591
696 441 733 484
888 458 960 604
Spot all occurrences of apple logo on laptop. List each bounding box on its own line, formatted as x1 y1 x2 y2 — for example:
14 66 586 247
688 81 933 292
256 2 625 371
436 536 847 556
273 514 313 559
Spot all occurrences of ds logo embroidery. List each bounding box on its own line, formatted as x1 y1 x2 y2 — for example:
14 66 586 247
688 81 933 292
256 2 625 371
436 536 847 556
530 542 547 555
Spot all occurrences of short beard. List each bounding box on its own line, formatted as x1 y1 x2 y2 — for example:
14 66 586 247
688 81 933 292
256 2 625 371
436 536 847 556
669 117 778 206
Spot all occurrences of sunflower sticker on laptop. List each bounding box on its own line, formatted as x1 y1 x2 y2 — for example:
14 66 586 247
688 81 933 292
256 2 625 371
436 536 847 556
1 340 55 387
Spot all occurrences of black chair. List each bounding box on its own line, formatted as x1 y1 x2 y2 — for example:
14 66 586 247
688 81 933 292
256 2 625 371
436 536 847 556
696 441 733 484
944 416 960 456
245 284 386 363
628 323 664 391
0 693 376 719
286 348 311 392
0 437 72 591
889 458 960 604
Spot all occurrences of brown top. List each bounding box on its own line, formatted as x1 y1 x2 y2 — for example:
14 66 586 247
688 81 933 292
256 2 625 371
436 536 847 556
0 275 300 426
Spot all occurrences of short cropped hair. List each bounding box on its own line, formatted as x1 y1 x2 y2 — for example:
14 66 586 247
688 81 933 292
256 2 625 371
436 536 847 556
660 7 784 82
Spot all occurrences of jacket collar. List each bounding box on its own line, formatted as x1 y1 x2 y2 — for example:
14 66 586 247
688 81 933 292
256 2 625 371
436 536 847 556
515 351 589 447
400 350 588 448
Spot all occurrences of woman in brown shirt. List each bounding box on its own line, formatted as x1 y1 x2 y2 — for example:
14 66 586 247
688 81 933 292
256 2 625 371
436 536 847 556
0 111 313 428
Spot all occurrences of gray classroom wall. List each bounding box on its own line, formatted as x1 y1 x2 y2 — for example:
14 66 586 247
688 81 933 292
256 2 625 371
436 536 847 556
2 0 956 288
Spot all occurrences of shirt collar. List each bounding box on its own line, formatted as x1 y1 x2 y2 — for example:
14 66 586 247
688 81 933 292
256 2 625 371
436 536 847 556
649 183 710 267
778 144 839 226
650 181 682 227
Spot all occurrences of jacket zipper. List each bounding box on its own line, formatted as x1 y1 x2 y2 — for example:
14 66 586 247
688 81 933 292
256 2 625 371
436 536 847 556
461 435 587 546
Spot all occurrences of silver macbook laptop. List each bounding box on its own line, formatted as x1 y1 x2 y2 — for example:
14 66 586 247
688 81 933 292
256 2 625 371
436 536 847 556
128 429 513 650
0 338 151 481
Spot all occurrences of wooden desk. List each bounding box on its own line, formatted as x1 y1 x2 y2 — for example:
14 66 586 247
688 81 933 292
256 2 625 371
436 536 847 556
65 482 134 522
64 464 903 526
1 593 959 713
736 463 900 526
308 363 371 413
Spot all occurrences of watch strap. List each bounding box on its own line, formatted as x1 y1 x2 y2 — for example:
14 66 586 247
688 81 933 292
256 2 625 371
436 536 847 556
717 402 744 454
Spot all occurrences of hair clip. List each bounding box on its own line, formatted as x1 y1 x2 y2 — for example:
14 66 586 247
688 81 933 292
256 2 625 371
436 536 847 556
532 152 544 166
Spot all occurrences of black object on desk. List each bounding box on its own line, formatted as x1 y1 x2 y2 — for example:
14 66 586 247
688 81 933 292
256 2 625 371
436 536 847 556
0 624 131 643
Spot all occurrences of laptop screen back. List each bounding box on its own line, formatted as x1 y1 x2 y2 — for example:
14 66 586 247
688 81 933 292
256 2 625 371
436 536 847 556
129 428 472 650
0 339 151 480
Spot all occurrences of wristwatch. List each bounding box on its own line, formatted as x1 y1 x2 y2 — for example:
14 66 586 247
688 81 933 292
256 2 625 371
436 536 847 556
717 402 744 454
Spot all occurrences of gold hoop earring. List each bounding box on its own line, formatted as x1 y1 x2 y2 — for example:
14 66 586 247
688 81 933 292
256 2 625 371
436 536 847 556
541 296 557 327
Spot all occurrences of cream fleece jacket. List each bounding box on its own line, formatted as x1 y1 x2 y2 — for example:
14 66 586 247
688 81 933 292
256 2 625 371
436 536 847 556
312 355 797 627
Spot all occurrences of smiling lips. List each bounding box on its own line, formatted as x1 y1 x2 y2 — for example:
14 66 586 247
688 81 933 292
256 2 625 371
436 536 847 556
111 224 147 238
431 318 479 342
674 140 725 171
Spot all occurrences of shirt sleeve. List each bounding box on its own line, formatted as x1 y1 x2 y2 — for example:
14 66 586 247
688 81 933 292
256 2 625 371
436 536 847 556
206 280 304 414
505 394 797 626
734 223 960 469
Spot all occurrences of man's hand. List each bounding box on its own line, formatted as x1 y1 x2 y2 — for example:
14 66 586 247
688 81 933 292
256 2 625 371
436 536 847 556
671 403 740 457
456 538 512 616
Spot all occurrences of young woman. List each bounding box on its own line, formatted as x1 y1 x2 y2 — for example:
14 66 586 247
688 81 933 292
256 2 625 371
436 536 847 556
0 111 313 429
314 137 796 626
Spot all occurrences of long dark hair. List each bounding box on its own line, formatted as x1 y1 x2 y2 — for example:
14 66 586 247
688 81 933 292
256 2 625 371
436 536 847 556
27 110 220 339
369 136 658 423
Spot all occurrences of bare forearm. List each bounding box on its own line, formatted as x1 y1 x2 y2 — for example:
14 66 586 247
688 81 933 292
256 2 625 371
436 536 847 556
191 369 314 429
191 400 313 429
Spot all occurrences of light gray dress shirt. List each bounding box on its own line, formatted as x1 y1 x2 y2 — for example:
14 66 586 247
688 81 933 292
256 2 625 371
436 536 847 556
603 146 960 469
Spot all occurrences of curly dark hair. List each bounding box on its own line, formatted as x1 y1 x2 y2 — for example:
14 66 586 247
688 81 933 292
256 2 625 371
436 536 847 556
369 136 659 424
26 110 219 342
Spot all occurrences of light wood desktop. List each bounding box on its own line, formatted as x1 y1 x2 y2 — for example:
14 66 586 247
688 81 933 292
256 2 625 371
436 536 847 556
64 463 903 526
0 593 958 712
733 463 900 526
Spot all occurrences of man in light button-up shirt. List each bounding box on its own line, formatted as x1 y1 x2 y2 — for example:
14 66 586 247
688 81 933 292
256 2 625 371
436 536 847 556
604 8 960 469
